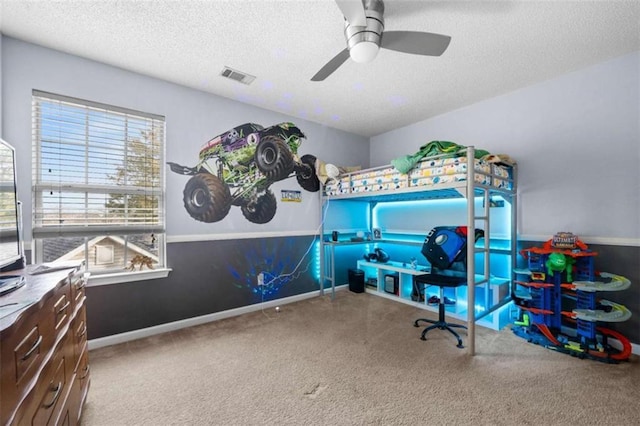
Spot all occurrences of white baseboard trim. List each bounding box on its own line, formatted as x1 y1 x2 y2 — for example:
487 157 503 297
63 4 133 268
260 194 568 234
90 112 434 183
88 288 340 350
610 340 640 357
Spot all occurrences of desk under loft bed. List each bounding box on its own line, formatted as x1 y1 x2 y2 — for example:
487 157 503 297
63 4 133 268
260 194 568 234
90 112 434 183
319 146 518 355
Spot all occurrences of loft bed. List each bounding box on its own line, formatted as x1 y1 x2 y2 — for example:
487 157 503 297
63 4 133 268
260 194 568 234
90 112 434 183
319 146 518 355
323 146 515 201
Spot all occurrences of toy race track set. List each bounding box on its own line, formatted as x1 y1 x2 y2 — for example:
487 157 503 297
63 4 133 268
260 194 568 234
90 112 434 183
512 232 633 363
168 122 320 224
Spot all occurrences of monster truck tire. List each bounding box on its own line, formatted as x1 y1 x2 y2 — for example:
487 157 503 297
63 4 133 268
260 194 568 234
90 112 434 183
241 189 277 224
296 154 320 192
183 173 232 223
254 135 295 182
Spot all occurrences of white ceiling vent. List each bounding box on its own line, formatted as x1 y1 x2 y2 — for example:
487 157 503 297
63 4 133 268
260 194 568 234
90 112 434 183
220 66 255 85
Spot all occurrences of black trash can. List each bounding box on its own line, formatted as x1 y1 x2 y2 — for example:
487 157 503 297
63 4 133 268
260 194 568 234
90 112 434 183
384 273 399 295
348 269 365 293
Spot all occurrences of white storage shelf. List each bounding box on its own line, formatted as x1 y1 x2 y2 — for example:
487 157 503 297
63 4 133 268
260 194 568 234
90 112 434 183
320 238 424 290
356 259 510 330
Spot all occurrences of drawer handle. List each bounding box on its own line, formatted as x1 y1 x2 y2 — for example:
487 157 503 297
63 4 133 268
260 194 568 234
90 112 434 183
77 325 87 339
21 335 43 361
75 273 90 289
57 300 70 314
43 382 62 408
79 365 90 380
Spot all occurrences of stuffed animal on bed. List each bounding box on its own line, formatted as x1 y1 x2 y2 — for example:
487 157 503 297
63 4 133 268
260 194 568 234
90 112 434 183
391 141 490 174
315 159 361 184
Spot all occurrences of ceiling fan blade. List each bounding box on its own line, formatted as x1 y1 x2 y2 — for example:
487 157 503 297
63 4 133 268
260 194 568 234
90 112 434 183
381 30 451 56
311 48 351 81
335 0 367 26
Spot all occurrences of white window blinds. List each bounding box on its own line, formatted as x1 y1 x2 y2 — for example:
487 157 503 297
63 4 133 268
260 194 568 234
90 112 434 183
32 91 165 238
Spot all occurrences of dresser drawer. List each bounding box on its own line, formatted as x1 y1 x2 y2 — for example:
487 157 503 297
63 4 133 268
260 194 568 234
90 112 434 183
65 342 90 426
69 272 87 311
12 330 74 426
77 343 90 393
1 264 87 426
70 305 87 371
32 355 67 425
14 325 44 382
6 301 56 383
1 303 56 424
51 280 72 333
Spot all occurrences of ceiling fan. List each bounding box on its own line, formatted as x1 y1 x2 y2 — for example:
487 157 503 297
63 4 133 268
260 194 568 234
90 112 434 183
311 0 451 81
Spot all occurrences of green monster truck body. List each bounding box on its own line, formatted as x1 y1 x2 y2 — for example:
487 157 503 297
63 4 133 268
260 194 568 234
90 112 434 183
168 122 319 224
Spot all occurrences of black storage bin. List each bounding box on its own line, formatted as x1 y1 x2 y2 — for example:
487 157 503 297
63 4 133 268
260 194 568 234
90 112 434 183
348 269 365 293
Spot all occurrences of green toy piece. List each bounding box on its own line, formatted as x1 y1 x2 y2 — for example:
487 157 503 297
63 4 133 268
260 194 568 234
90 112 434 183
545 252 577 281
546 252 566 276
514 312 530 327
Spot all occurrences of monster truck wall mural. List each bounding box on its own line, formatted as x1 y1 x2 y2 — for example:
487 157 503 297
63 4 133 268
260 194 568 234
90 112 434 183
168 122 321 224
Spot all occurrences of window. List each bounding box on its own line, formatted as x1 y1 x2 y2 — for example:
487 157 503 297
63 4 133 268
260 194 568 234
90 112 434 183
95 245 115 265
32 91 166 279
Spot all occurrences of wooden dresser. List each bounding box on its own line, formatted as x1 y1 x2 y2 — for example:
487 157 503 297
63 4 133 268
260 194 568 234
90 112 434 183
1 263 89 425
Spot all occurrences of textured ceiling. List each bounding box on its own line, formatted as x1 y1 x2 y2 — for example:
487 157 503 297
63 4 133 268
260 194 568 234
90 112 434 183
1 0 639 137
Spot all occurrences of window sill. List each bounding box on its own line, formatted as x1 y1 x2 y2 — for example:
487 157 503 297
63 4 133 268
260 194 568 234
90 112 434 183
87 268 172 287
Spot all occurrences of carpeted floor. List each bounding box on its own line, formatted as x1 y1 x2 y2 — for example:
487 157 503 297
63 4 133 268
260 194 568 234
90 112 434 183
81 291 640 425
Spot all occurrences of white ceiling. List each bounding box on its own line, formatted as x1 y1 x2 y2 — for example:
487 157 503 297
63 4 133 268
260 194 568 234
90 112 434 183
1 0 639 137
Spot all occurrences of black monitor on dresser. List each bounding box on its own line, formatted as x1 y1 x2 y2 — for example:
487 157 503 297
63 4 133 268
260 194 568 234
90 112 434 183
0 138 25 272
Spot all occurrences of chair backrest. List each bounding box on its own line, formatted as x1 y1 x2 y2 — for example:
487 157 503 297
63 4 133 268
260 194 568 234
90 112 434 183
421 226 484 276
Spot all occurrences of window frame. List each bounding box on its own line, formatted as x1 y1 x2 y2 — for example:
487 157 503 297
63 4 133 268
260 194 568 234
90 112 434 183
31 90 170 284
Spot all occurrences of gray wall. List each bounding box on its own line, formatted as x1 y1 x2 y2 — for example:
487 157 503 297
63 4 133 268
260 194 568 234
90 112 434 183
1 36 370 241
371 51 639 242
369 51 640 344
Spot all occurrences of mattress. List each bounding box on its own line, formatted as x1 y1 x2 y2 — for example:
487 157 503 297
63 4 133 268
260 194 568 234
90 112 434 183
324 156 513 196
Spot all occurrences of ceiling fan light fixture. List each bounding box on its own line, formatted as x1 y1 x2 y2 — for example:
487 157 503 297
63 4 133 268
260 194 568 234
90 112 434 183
312 0 451 81
349 41 379 63
343 0 383 64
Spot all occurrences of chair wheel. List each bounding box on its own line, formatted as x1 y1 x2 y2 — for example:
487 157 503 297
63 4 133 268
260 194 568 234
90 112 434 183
420 336 427 341
456 343 464 349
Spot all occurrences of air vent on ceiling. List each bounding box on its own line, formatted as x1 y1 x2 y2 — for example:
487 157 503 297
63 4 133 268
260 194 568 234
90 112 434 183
220 66 255 85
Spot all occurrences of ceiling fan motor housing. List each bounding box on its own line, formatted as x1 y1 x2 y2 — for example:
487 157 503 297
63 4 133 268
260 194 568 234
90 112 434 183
344 0 384 62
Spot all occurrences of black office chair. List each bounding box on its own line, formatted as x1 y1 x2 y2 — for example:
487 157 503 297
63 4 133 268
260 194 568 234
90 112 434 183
413 226 484 348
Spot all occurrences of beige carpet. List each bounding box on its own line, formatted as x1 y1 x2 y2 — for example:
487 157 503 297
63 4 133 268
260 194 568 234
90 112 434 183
81 291 640 425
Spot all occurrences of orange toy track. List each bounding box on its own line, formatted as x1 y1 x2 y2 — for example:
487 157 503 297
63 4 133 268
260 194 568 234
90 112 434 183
562 317 632 361
515 280 554 288
534 323 560 346
591 327 632 361
524 310 630 360
517 305 554 315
